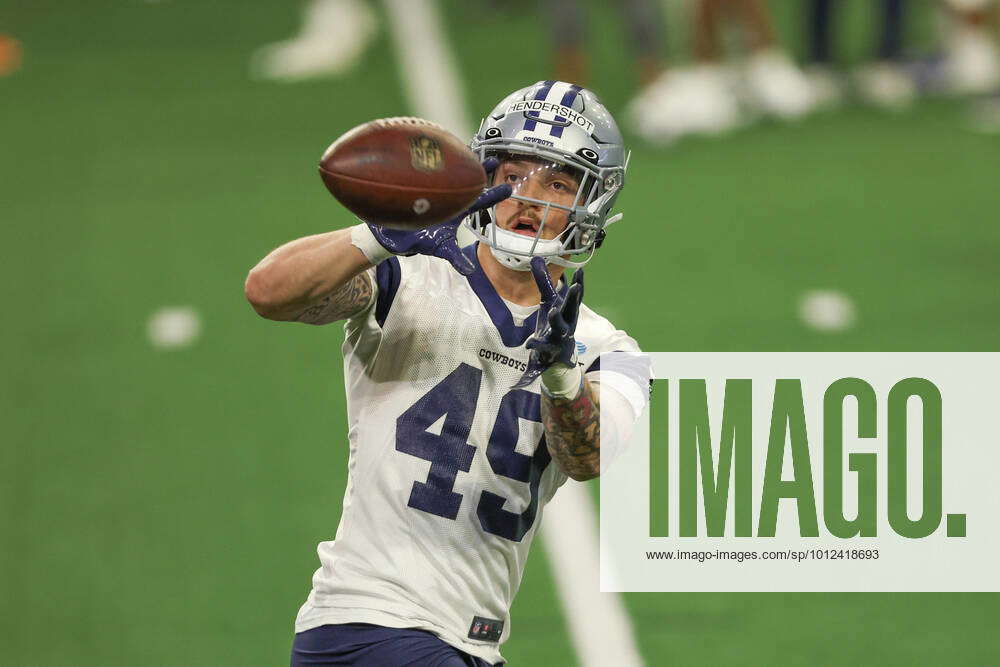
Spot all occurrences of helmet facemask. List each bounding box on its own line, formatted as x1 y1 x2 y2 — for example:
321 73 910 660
464 145 623 271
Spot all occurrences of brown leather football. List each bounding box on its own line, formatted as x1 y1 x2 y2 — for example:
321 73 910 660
319 117 486 229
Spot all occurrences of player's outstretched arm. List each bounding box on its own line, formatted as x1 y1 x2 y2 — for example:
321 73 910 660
246 175 508 324
244 228 374 325
246 158 509 325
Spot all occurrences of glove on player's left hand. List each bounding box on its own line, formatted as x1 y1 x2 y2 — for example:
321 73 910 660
512 257 584 390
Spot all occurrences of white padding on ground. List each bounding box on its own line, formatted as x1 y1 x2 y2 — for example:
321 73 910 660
147 306 201 349
799 290 856 332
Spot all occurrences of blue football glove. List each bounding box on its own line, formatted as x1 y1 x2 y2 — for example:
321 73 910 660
367 158 510 276
512 257 585 390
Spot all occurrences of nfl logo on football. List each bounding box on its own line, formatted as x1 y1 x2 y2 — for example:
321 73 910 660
409 135 444 172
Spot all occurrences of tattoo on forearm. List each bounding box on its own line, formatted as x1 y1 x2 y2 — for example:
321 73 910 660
295 273 373 325
542 379 600 481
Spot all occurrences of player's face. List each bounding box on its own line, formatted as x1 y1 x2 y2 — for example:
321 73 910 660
493 158 581 240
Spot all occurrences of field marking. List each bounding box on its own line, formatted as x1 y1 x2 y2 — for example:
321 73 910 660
799 289 857 332
147 306 201 349
381 0 472 137
542 483 645 667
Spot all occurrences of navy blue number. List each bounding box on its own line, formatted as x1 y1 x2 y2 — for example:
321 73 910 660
477 388 551 542
395 363 481 519
396 364 551 541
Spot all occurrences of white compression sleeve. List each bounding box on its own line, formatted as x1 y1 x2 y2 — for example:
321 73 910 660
349 223 393 265
593 376 643 473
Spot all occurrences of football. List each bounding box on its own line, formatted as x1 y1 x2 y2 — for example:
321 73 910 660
319 117 486 229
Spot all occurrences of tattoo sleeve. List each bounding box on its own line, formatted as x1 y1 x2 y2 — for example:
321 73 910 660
541 378 601 481
295 272 373 325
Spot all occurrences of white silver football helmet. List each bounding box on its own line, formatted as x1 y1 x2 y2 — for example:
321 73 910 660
465 81 629 270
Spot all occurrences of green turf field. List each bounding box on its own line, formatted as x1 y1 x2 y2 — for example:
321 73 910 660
3 1 999 665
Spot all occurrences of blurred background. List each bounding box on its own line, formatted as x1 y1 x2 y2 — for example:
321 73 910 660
3 0 999 665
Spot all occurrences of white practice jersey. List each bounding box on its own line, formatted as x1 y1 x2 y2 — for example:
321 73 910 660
295 244 647 664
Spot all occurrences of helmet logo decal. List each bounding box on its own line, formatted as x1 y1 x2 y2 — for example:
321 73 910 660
521 80 555 132
549 83 584 138
519 134 556 148
409 135 444 172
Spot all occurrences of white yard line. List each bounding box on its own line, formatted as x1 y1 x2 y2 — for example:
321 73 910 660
383 3 643 662
542 482 645 667
381 0 473 137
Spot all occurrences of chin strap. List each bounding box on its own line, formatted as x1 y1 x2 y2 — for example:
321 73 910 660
484 222 564 271
474 185 623 267
585 188 617 218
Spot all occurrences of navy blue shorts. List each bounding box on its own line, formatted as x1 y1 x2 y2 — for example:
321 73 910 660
291 623 500 667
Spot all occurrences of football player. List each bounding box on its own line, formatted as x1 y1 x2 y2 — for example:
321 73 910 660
245 81 649 666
